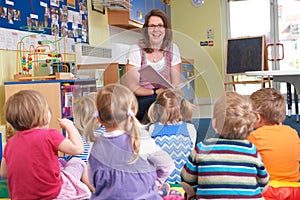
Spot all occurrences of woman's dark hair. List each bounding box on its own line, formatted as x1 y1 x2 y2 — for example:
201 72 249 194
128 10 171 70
140 9 172 53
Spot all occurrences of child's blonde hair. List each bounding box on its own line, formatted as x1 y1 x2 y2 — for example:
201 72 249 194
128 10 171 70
213 91 256 139
5 90 50 131
95 84 141 162
148 88 196 124
73 92 99 143
250 88 286 125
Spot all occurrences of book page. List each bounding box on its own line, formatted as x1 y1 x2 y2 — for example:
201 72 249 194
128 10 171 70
139 65 204 89
139 65 174 88
176 71 204 89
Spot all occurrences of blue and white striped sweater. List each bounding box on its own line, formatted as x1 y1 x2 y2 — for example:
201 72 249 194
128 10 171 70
73 126 106 162
181 137 269 199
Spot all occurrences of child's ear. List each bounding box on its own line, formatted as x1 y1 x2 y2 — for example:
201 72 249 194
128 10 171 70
256 113 265 123
133 108 138 115
212 118 218 133
96 116 102 124
254 113 264 129
256 113 260 121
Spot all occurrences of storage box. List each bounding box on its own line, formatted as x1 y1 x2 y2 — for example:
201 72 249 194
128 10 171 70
55 72 73 80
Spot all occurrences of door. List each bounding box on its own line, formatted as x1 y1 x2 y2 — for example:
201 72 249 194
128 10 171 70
227 0 300 95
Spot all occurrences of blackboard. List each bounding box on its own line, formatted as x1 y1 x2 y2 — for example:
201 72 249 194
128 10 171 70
226 35 267 75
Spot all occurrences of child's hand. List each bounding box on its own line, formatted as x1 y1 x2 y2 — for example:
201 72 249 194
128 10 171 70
57 118 74 129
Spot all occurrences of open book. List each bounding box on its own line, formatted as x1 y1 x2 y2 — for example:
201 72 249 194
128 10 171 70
139 65 204 89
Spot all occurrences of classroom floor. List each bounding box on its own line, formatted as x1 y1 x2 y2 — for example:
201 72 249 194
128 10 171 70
0 179 9 199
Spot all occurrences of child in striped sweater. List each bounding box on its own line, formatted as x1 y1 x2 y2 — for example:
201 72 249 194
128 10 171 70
181 91 269 199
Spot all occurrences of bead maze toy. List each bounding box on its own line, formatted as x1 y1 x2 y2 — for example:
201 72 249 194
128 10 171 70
15 29 70 81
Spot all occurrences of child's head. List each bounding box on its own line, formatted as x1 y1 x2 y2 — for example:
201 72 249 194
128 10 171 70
213 91 256 139
73 92 99 143
250 87 286 127
5 90 50 131
95 83 140 161
148 88 195 124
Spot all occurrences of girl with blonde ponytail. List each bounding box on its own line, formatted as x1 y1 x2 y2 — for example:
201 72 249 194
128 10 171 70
88 83 174 199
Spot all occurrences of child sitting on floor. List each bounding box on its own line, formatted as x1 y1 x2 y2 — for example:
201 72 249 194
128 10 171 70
87 83 175 199
147 88 197 185
248 87 300 182
73 92 105 163
248 88 300 199
181 91 269 199
0 90 91 199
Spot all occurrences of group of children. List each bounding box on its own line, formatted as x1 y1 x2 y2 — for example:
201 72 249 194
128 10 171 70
1 83 300 199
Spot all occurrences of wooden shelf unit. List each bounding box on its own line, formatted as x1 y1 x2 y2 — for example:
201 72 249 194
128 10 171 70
77 62 119 85
4 79 97 140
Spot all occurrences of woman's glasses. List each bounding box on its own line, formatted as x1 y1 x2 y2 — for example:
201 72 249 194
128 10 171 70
148 24 165 30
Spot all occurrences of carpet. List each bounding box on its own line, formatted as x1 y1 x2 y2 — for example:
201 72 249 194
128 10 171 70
283 115 300 136
0 179 9 198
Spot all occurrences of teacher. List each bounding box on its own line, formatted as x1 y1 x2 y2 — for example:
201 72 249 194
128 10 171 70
122 9 182 123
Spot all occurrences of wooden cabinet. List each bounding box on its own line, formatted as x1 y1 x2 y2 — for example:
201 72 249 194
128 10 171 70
108 0 169 29
4 79 97 139
5 82 62 133
76 62 120 86
108 0 143 29
4 62 120 139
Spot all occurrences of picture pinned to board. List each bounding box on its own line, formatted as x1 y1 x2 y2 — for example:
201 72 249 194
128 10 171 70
67 0 76 9
0 0 89 46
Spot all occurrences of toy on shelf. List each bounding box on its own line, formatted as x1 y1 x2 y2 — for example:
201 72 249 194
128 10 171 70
14 27 72 81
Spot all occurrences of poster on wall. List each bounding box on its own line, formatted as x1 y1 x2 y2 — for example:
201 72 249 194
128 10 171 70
67 0 76 9
0 0 89 51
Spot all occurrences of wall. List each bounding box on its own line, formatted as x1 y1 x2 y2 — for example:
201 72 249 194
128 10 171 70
171 0 225 101
87 1 110 46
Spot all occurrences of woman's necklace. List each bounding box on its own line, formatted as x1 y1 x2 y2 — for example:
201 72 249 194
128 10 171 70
152 50 162 63
153 55 157 62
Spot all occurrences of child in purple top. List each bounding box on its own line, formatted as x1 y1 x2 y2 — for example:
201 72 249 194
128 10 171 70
88 84 175 199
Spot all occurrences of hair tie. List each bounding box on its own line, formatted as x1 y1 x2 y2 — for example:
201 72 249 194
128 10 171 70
94 111 99 118
127 109 134 117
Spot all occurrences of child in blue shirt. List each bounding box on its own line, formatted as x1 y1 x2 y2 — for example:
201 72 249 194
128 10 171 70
148 88 197 184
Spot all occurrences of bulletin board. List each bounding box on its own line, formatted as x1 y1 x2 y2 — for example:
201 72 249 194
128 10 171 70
225 35 268 75
0 0 89 48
